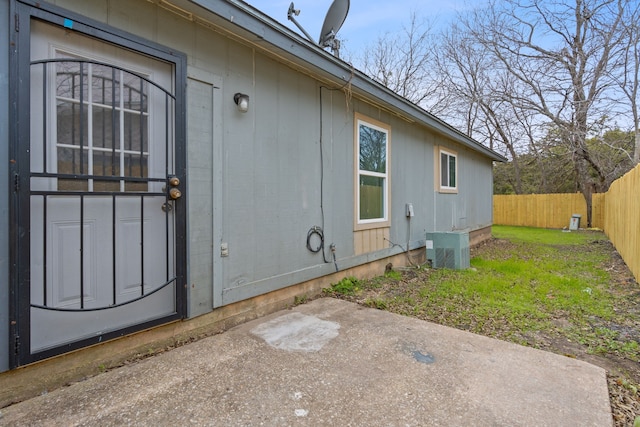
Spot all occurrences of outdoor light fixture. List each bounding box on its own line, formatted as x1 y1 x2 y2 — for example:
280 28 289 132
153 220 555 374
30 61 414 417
234 93 250 113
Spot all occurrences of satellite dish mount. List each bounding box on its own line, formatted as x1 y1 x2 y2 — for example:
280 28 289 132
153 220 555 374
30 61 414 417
287 0 350 58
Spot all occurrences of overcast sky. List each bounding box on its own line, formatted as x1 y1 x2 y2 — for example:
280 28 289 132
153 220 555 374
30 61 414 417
246 0 487 58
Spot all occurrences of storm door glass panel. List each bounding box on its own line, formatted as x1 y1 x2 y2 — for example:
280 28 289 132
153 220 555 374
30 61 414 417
55 56 149 192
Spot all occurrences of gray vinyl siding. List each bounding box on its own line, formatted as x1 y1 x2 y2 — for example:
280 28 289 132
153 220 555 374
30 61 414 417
434 148 494 232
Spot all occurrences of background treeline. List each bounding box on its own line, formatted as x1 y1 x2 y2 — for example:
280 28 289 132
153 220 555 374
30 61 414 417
346 0 639 226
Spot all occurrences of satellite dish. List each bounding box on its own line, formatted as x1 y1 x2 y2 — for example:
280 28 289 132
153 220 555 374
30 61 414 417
287 0 350 57
319 0 350 56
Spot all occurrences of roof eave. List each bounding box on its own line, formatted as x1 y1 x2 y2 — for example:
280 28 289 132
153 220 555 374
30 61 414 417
187 0 507 162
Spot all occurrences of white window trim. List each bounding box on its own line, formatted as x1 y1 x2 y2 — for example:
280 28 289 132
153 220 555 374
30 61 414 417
438 147 458 193
355 113 391 230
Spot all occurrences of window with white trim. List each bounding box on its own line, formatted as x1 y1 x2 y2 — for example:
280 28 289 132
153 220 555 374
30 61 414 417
439 148 457 192
356 116 390 224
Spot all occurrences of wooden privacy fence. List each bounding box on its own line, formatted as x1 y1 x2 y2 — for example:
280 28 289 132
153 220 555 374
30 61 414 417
493 164 640 281
493 193 596 229
602 165 640 282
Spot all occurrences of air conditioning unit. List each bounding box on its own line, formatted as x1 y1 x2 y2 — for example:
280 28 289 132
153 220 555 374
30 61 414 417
425 231 470 269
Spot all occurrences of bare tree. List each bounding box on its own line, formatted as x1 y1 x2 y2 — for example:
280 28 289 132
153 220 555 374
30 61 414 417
433 26 492 136
358 13 443 109
615 8 640 163
354 0 637 222
358 16 531 192
434 24 547 193
463 0 631 226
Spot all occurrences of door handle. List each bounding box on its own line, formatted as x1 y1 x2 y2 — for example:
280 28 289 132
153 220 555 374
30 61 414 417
167 175 181 200
169 188 181 200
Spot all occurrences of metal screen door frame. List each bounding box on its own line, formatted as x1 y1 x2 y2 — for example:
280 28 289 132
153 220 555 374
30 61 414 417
9 1 187 368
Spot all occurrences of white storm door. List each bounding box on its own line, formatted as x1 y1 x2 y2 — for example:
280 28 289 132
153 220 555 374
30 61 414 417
28 20 179 353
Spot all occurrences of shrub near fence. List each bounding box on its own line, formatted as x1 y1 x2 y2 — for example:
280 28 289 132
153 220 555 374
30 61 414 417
493 164 640 282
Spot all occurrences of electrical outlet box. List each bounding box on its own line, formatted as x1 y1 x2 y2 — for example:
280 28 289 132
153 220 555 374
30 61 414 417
406 203 414 217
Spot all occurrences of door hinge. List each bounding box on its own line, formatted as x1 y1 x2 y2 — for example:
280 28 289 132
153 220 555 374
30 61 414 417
14 14 19 32
14 334 20 356
14 173 20 192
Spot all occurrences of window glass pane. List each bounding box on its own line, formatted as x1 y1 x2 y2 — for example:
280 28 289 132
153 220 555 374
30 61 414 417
92 105 118 150
123 111 148 153
57 101 88 148
124 153 148 179
92 150 120 177
57 147 88 191
93 179 120 192
55 60 88 101
359 124 386 173
449 155 456 188
57 178 88 191
122 73 148 112
441 153 448 187
57 146 85 175
91 63 117 105
359 175 384 220
125 181 148 192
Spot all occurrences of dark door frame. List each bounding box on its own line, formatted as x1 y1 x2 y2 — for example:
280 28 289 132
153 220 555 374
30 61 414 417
9 0 187 368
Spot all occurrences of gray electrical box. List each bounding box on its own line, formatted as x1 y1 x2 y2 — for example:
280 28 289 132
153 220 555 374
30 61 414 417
406 203 414 217
426 231 470 269
569 214 581 231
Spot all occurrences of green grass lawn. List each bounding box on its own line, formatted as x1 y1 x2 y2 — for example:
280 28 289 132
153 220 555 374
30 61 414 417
325 225 638 361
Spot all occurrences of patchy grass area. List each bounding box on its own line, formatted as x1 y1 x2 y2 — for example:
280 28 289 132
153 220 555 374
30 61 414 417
324 226 640 426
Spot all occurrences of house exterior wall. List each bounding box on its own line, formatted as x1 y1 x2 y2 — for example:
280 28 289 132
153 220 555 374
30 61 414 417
434 147 494 232
1 0 496 373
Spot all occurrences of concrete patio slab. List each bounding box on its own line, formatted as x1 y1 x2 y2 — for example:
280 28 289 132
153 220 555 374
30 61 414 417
0 298 612 426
